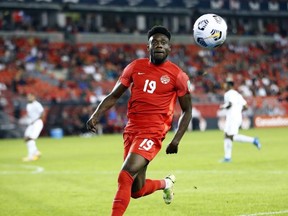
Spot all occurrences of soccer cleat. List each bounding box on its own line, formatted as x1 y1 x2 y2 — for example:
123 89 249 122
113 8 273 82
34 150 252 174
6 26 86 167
253 138 261 150
221 158 231 163
22 155 40 162
163 174 176 205
35 151 42 158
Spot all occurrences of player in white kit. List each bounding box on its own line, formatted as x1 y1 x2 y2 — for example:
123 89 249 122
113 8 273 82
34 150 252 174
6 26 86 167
220 79 261 162
23 93 44 162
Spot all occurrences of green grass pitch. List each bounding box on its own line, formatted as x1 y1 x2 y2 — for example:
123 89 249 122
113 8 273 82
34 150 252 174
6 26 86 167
0 127 288 216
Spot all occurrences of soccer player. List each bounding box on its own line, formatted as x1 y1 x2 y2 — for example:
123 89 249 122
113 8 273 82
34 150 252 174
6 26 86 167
87 26 192 215
220 79 261 162
22 93 44 162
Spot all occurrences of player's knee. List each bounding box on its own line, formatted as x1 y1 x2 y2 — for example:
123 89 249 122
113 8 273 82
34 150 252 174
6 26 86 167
225 133 233 140
25 137 32 142
122 166 139 177
131 190 143 199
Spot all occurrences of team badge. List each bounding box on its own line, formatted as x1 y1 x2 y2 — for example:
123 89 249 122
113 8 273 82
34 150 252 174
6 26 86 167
160 75 170 84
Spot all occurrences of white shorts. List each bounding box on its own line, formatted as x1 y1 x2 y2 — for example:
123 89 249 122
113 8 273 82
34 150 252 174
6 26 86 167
24 119 44 139
224 117 241 136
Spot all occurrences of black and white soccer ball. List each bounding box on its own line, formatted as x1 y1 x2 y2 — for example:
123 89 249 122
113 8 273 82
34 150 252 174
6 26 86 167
193 14 227 49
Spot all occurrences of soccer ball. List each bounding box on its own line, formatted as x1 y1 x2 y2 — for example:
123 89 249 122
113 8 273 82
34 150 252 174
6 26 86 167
193 13 227 49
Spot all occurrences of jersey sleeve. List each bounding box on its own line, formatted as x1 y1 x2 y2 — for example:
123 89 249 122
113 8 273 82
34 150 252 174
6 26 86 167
36 102 44 114
119 61 135 87
224 92 229 104
176 71 191 97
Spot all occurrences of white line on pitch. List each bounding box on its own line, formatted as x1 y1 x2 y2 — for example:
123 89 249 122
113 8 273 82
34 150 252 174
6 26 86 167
0 164 44 174
239 210 288 216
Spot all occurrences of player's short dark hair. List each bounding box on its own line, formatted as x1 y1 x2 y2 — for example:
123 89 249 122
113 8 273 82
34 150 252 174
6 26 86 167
226 81 234 87
147 25 171 40
225 77 234 87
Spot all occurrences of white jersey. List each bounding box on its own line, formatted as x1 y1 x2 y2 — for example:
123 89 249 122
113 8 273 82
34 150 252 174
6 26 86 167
26 100 44 124
224 89 246 120
224 89 247 135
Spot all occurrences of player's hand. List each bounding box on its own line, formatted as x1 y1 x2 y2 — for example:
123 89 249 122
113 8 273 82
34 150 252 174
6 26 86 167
220 104 226 109
86 117 98 133
166 142 178 154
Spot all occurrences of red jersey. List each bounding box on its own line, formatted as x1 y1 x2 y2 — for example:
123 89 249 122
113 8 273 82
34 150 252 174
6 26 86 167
119 58 190 138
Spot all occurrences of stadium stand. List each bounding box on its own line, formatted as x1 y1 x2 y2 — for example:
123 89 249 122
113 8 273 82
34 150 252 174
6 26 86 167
0 0 287 137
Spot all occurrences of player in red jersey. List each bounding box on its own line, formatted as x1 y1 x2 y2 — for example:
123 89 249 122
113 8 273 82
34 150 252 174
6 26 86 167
87 26 192 216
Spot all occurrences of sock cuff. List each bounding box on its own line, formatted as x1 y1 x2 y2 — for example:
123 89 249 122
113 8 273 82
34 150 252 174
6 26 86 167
118 170 134 184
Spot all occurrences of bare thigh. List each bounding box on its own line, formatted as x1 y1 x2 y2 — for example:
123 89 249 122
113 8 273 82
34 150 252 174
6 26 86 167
121 152 149 192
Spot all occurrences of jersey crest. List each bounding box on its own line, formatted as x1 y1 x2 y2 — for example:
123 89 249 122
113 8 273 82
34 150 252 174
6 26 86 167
160 75 170 84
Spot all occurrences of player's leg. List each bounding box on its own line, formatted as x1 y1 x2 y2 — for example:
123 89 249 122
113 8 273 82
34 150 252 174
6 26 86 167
111 153 148 216
23 138 42 162
222 119 236 162
23 120 43 162
223 133 233 162
130 166 175 204
23 125 37 161
233 134 261 150
131 164 148 194
230 116 261 149
131 165 166 198
23 138 37 161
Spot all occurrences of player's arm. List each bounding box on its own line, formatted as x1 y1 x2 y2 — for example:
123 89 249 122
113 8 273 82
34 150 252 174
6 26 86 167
242 104 248 111
39 110 45 122
87 80 128 133
31 104 45 124
166 93 192 154
241 96 248 111
220 101 232 109
39 103 45 120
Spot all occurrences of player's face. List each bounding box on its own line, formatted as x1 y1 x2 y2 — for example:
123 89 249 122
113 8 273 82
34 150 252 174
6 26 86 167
147 33 171 65
27 93 35 103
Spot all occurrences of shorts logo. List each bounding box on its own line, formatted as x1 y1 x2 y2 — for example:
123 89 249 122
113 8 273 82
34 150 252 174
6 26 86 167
138 72 145 75
160 75 170 84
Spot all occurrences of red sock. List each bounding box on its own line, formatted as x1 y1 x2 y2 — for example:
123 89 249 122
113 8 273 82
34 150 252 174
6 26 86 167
131 179 165 198
111 170 134 216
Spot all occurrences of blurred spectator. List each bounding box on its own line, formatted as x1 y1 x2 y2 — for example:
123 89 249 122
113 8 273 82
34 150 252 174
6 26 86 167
265 20 279 35
13 97 22 120
278 86 288 102
230 0 240 10
269 81 280 96
238 80 253 97
105 107 125 133
273 31 288 47
0 81 7 95
11 65 27 93
256 81 267 97
78 106 90 134
191 107 202 131
0 96 8 111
